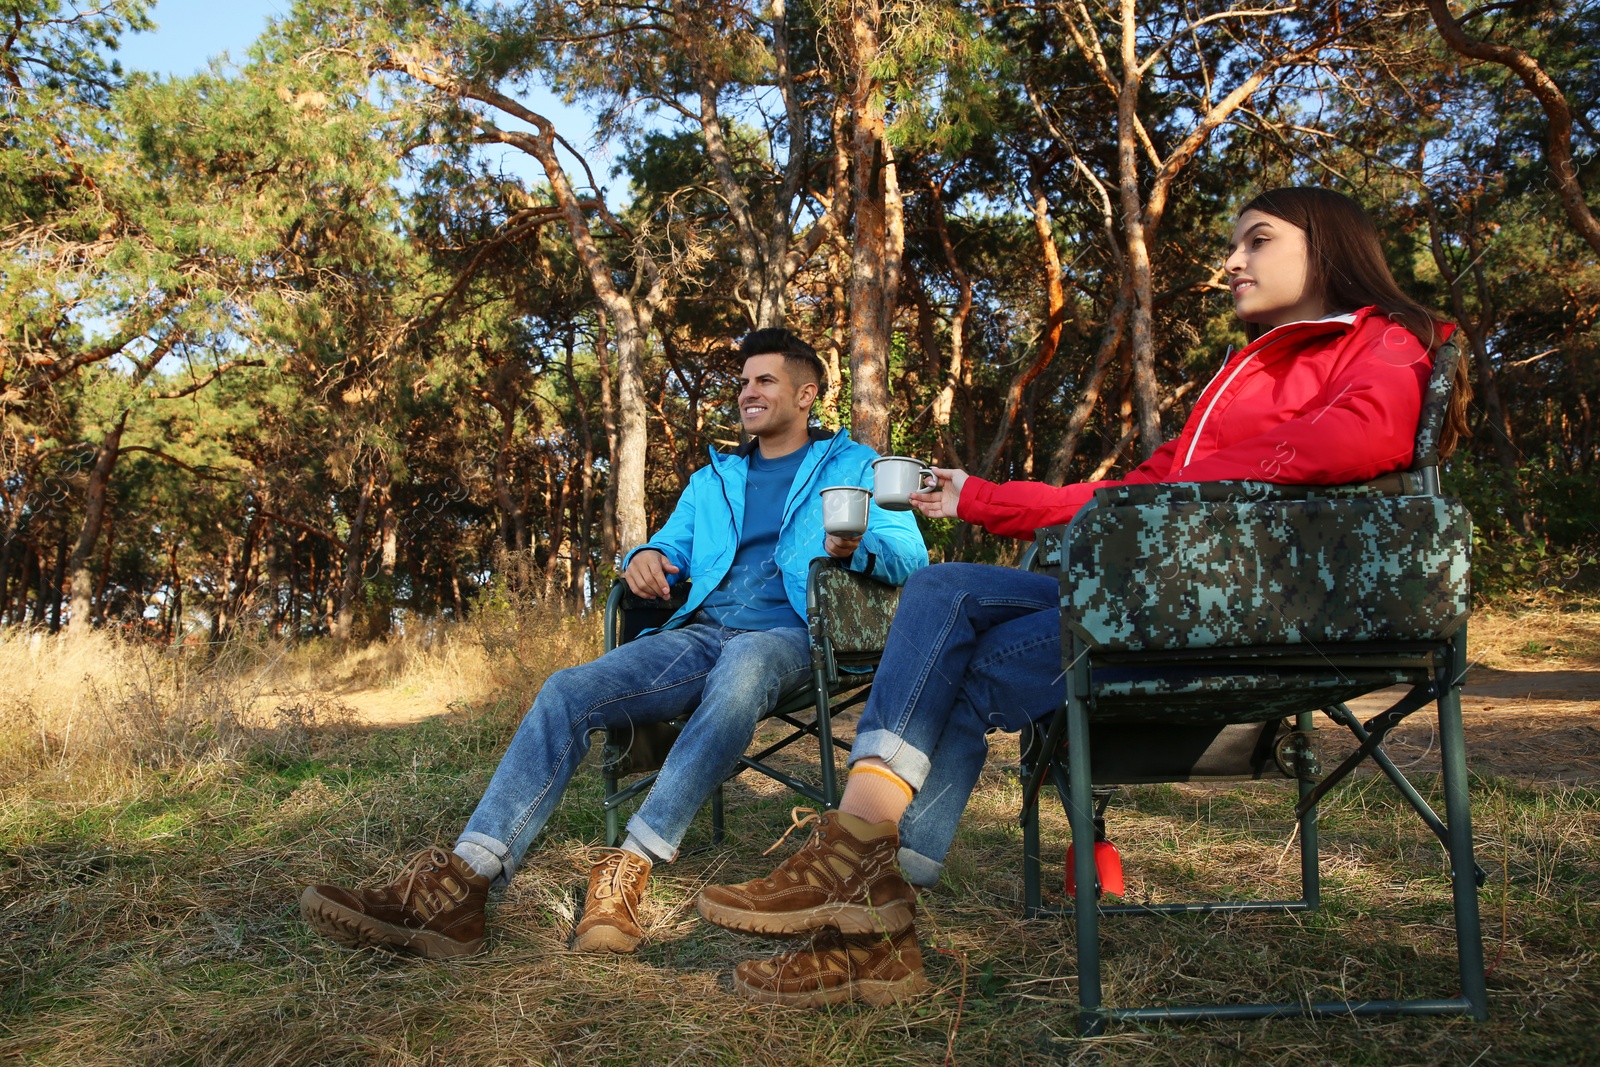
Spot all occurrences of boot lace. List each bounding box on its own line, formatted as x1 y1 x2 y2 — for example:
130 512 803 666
395 847 456 907
762 806 822 857
590 849 648 924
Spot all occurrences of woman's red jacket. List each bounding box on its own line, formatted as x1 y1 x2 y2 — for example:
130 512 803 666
957 307 1449 540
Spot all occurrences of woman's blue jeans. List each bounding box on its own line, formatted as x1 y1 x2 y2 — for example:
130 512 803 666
458 622 810 884
847 563 1065 886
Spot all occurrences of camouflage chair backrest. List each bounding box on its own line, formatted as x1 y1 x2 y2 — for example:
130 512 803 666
1410 335 1463 473
809 563 903 659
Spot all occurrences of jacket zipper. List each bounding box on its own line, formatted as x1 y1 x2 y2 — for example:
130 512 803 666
1177 318 1352 470
1181 347 1254 469
781 431 843 530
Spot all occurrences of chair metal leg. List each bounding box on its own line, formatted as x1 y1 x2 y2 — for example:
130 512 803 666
1325 702 1488 887
1022 722 1047 917
604 770 622 848
712 784 726 846
1065 675 1105 1037
1296 710 1320 911
1023 799 1044 917
1296 683 1440 818
1438 629 1488 1020
813 664 839 808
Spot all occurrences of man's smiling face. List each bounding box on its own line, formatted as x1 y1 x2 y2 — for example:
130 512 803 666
737 352 815 440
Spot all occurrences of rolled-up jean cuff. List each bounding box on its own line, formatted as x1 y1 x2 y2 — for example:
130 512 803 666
898 846 943 888
849 730 932 792
456 831 513 888
624 815 678 864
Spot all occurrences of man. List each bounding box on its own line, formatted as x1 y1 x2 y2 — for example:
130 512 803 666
299 328 927 959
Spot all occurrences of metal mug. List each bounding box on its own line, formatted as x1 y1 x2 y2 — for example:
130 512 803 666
819 485 871 536
871 456 937 512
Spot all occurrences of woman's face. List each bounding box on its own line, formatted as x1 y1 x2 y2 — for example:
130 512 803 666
1225 209 1329 329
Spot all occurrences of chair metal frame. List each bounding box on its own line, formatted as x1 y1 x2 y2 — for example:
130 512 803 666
1018 339 1488 1035
599 557 898 847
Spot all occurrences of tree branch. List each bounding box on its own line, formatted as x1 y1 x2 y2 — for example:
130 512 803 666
154 359 266 400
1421 0 1600 255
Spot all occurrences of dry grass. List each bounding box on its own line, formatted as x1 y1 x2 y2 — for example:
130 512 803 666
0 592 597 782
1 602 1596 1065
1467 600 1600 672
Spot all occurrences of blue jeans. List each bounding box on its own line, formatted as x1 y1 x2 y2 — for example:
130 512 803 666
846 563 1065 886
458 622 811 884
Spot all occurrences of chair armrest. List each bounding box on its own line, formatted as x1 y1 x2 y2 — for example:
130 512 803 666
604 580 692 651
1062 493 1471 653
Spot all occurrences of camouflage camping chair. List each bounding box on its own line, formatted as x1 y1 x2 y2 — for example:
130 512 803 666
1019 338 1487 1035
600 557 901 847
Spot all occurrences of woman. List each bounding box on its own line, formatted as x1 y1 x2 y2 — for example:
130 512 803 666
697 187 1469 1008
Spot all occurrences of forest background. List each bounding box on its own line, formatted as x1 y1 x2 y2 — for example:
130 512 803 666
2 0 1597 637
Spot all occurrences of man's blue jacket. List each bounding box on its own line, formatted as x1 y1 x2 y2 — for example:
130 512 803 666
622 427 928 630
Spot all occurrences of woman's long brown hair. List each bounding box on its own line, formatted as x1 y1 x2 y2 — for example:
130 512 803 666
1240 187 1472 459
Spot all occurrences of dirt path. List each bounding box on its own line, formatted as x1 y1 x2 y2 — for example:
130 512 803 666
336 689 462 726
1332 665 1600 785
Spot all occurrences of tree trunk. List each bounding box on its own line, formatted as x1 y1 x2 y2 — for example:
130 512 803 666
290 535 304 636
821 241 849 429
594 310 619 565
92 514 115 624
490 397 527 554
0 535 16 624
47 533 68 632
380 59 659 559
333 471 374 642
927 182 973 468
843 0 902 454
565 330 596 607
977 176 1069 478
369 468 397 639
268 534 287 636
66 411 128 632
219 497 266 640
306 540 320 636
13 543 37 626
1116 0 1161 460
610 312 651 552
683 0 838 329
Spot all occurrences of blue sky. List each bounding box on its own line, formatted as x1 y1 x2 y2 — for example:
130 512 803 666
111 0 621 184
114 0 288 78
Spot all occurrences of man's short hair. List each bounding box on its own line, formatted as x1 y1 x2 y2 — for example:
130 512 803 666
738 328 828 397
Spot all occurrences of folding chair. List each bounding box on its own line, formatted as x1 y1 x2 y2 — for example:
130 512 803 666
1019 338 1487 1034
599 557 903 847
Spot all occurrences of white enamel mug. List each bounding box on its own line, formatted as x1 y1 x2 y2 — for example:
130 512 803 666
872 456 937 512
819 485 871 536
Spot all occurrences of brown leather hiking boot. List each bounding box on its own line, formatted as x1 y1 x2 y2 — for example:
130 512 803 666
697 808 915 937
300 847 489 959
573 848 651 953
734 926 932 1008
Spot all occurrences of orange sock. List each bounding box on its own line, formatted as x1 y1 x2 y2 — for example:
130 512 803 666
840 762 914 827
